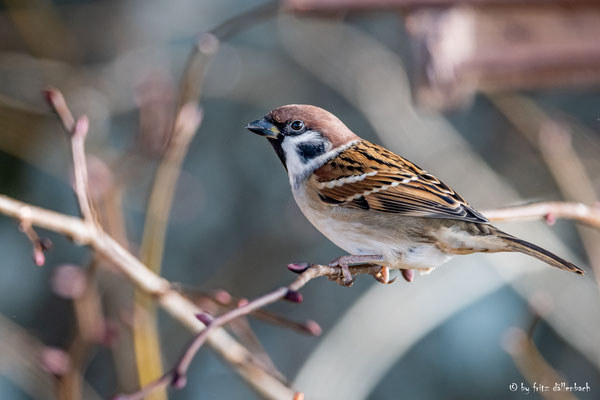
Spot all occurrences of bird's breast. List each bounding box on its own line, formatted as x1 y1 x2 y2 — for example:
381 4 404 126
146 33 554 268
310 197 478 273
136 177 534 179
291 184 454 269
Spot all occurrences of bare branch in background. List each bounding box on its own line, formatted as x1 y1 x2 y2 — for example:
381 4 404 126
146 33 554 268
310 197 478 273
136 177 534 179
0 90 294 397
115 263 382 400
51 262 108 399
0 314 103 400
407 6 600 109
2 3 598 400
182 287 323 336
0 194 297 399
483 202 600 229
70 116 97 224
133 2 281 392
133 102 202 399
284 0 592 13
45 88 98 225
2 192 598 398
490 94 600 284
44 88 75 131
502 295 578 400
177 0 279 110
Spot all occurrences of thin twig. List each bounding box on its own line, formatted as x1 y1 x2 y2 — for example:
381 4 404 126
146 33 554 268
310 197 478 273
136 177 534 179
44 88 75 131
18 217 52 266
0 194 297 399
482 201 600 229
115 263 381 400
3 194 599 398
180 287 322 336
248 309 323 336
70 116 96 224
45 88 97 225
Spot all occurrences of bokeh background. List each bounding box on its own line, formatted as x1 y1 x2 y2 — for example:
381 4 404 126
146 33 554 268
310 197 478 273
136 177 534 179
1 1 600 399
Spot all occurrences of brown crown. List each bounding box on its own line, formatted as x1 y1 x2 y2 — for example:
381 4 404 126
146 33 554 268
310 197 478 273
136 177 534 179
267 104 359 148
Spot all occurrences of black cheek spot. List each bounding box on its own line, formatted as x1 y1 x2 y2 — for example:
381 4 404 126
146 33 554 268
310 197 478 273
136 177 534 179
296 141 326 163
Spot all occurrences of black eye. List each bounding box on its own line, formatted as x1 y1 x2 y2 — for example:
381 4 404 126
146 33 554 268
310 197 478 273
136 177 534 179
289 120 305 132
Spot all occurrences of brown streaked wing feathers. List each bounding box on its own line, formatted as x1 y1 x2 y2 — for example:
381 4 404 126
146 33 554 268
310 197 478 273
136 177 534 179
312 140 489 224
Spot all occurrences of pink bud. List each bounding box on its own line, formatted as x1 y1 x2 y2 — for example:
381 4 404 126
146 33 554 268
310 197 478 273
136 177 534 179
304 320 322 336
195 313 214 326
284 290 303 303
401 269 414 282
172 373 187 389
33 250 45 267
287 263 311 274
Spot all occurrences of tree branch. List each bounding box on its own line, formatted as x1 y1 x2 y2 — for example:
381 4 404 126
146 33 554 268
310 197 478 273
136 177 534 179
115 198 600 399
114 263 381 400
133 2 281 391
0 194 296 399
482 201 600 229
3 193 598 398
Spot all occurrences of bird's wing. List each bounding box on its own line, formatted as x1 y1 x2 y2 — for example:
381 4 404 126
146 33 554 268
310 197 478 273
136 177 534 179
311 140 489 224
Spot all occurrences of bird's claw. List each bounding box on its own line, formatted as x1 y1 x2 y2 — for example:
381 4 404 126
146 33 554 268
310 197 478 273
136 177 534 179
339 264 354 286
371 266 399 284
325 263 355 286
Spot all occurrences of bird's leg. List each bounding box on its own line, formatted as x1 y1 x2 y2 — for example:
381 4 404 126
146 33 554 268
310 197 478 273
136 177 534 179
329 255 384 286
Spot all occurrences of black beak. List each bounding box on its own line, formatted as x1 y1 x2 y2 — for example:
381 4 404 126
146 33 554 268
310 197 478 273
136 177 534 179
246 118 279 138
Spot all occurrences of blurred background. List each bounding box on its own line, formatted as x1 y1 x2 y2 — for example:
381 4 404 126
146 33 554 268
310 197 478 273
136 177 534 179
1 1 600 399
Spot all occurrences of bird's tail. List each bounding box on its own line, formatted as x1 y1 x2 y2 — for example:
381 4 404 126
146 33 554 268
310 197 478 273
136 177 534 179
499 233 584 275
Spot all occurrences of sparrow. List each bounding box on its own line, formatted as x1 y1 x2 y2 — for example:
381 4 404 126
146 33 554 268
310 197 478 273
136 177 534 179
246 104 584 285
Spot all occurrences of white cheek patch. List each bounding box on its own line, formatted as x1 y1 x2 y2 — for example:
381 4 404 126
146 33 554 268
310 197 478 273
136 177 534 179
282 132 359 188
281 131 325 173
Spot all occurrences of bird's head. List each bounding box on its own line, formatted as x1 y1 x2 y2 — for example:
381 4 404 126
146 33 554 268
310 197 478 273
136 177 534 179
246 105 359 183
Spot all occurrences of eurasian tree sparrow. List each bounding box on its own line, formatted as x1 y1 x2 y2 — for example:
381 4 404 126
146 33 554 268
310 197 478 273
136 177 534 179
247 105 584 284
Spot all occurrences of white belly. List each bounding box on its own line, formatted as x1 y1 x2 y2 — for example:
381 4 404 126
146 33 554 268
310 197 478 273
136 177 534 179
292 187 453 270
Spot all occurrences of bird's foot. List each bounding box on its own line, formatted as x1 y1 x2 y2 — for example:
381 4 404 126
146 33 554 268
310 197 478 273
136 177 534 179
330 264 354 287
340 264 354 286
328 254 383 287
372 266 398 284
